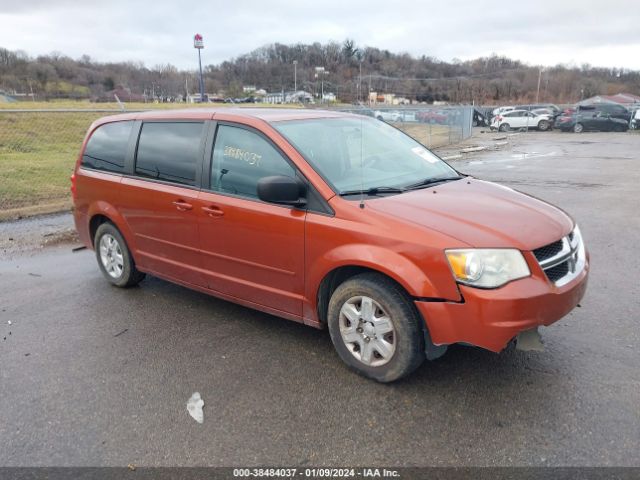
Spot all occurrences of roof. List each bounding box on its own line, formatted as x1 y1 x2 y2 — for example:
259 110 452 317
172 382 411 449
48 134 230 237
580 93 640 106
93 108 356 126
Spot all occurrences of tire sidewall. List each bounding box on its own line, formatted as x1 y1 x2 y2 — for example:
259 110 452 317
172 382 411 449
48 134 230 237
94 223 136 287
327 275 424 382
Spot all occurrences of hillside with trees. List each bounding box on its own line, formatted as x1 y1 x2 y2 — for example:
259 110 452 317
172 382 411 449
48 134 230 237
1 40 639 104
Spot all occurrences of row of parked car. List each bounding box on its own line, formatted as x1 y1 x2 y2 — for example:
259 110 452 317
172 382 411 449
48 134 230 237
485 103 640 133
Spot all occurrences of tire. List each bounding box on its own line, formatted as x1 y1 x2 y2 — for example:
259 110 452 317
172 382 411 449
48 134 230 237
327 273 425 383
94 222 145 288
573 123 583 133
499 123 510 132
472 120 478 127
538 120 550 131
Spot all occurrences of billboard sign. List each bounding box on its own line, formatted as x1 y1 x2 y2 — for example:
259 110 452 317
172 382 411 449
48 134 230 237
194 34 204 49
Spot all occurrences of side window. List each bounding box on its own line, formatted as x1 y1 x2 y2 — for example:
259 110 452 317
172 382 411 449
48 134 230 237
82 121 133 173
135 122 204 186
210 125 295 199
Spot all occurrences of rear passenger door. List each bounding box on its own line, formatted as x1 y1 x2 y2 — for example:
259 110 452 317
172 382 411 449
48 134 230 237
197 123 306 317
119 121 207 286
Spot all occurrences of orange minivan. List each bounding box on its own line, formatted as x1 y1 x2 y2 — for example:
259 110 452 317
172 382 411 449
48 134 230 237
72 108 589 382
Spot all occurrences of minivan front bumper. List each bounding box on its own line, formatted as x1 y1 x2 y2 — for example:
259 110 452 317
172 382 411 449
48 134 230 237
415 260 589 353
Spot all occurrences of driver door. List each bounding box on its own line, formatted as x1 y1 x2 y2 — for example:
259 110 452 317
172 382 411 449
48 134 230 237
196 123 306 317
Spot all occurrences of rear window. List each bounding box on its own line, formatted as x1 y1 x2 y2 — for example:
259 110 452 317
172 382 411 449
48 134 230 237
82 121 133 173
135 122 204 186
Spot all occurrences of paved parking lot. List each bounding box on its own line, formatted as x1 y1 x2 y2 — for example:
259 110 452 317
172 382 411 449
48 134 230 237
1 131 639 467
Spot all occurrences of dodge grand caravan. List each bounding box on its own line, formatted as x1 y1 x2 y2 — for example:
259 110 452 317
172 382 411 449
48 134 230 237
72 108 589 382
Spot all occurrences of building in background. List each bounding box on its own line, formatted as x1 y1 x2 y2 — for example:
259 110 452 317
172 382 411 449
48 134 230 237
579 93 640 107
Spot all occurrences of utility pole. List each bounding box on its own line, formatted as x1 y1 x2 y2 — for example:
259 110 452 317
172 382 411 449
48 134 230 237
194 34 205 102
536 67 543 104
293 60 298 93
358 60 362 103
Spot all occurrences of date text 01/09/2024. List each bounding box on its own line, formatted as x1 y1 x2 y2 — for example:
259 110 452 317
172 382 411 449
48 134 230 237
232 468 400 478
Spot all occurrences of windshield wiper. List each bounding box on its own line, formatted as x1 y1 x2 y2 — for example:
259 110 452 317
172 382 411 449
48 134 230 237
405 176 464 190
339 186 407 197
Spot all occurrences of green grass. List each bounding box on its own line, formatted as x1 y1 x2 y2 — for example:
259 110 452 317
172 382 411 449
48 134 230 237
0 111 107 214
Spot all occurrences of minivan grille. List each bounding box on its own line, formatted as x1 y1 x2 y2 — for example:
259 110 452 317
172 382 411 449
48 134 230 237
544 262 569 282
533 240 563 262
533 228 585 287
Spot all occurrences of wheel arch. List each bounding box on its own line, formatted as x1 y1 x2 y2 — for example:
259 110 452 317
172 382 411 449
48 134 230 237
313 254 447 326
86 202 138 254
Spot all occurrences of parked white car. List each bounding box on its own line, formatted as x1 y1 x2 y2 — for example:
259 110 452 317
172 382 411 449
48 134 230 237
492 106 515 116
491 109 553 132
374 110 416 122
630 108 640 130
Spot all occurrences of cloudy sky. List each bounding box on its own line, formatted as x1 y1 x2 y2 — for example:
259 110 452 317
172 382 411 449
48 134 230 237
1 0 639 70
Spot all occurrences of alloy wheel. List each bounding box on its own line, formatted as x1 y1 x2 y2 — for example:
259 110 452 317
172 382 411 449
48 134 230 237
99 234 124 279
339 296 396 367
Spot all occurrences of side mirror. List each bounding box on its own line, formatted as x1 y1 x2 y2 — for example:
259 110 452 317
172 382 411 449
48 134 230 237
257 175 306 207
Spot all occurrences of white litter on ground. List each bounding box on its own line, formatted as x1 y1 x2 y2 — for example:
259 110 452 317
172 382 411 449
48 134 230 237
187 392 204 424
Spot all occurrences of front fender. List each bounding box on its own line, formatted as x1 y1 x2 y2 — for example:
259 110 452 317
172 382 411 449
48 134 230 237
304 243 462 323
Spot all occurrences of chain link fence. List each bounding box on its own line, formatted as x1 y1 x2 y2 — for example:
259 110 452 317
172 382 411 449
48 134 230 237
0 109 122 215
0 105 473 218
327 105 474 148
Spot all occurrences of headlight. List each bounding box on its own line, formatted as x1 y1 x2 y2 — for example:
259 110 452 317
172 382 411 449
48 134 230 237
445 249 530 288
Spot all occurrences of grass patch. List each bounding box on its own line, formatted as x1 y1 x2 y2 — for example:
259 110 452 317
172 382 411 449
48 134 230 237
0 111 108 212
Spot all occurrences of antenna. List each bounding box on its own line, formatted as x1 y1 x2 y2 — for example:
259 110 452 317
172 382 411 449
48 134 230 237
359 114 365 209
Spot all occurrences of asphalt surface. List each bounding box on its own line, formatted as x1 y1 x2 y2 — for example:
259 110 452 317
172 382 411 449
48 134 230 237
1 131 639 467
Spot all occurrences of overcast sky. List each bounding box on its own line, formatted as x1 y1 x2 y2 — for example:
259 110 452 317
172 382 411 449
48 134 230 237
1 0 639 70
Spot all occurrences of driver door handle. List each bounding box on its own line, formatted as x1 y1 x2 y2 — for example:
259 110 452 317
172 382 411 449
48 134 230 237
202 205 224 217
172 200 193 211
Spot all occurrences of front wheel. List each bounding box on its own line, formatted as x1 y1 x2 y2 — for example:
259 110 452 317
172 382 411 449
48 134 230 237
94 223 145 287
573 123 584 133
538 120 550 131
327 273 425 382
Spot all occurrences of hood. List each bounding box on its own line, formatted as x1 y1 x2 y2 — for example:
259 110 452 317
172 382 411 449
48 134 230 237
366 178 573 250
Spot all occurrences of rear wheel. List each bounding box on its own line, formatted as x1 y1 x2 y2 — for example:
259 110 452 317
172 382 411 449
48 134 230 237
573 123 584 133
327 273 425 383
94 223 145 288
499 123 510 132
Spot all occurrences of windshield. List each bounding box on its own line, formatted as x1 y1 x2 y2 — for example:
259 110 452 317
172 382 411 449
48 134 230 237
274 116 459 194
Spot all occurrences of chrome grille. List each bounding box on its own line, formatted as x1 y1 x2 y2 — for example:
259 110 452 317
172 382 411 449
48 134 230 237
534 226 585 287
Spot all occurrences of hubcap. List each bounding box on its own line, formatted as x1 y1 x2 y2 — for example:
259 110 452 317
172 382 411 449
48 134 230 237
339 296 396 367
99 234 124 279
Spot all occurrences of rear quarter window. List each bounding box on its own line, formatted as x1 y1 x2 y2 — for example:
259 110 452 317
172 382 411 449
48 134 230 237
135 122 204 186
81 121 134 173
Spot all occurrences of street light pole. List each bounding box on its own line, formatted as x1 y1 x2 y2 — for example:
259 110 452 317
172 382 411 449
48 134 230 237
194 34 205 102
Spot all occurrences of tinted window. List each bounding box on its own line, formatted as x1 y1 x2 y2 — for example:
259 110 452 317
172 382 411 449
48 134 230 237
82 121 133 173
135 122 204 186
211 125 295 198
